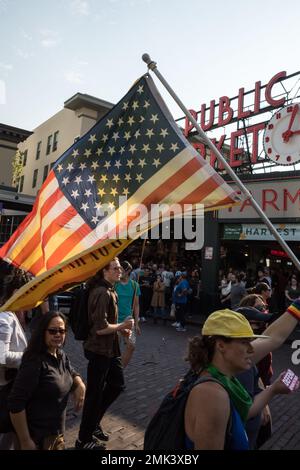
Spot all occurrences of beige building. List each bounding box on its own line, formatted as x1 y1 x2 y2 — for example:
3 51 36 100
18 93 113 195
0 123 32 187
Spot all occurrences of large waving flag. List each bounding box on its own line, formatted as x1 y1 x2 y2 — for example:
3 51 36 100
0 74 239 311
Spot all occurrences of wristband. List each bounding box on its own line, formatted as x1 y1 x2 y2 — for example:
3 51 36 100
287 298 300 320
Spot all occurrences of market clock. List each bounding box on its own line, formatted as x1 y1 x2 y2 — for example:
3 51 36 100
263 103 300 165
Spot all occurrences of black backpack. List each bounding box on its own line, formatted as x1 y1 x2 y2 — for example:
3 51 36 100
68 285 90 341
144 370 232 450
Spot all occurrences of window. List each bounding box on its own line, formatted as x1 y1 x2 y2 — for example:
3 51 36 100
32 169 38 188
19 175 24 192
23 150 28 166
0 215 26 245
52 131 59 152
46 135 53 155
36 141 42 160
43 165 49 182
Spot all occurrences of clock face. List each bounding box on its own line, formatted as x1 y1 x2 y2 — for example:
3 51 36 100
263 103 300 165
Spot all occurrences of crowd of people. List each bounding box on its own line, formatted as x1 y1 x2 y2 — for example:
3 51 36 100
0 257 300 451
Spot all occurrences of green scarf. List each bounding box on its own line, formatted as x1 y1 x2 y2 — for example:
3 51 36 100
206 364 252 422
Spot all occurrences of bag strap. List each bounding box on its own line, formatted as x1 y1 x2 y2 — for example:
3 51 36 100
131 280 138 312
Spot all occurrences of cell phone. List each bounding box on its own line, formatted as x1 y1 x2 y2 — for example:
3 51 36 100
281 369 299 391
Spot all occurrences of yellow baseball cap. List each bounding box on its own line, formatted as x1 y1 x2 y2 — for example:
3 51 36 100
202 309 269 339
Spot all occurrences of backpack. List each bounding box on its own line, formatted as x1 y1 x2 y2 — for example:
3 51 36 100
143 370 232 450
68 285 90 341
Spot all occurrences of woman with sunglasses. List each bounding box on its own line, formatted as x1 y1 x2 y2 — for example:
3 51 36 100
7 311 85 450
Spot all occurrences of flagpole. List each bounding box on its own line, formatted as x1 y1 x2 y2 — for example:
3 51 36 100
142 53 300 271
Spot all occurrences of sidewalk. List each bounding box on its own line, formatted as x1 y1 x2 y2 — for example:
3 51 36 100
63 319 300 450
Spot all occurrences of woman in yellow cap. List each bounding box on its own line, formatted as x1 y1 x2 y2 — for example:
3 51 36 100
184 307 299 450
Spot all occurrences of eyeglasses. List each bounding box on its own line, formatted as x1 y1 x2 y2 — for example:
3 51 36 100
47 328 66 335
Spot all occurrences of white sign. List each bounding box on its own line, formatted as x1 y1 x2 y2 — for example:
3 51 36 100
223 223 300 241
218 177 300 219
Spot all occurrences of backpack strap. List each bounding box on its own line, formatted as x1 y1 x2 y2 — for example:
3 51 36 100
131 280 138 313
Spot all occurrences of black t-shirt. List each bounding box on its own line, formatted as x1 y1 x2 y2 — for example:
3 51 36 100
8 350 78 443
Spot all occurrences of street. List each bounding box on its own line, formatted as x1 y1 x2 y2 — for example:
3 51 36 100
63 319 300 450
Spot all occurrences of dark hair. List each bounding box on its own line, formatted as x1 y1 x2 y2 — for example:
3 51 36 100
87 257 119 289
255 282 270 294
239 294 264 307
186 335 232 372
0 267 32 306
121 260 132 272
23 311 67 360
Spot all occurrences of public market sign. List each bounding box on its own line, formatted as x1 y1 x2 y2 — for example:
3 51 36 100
183 71 294 169
223 223 300 241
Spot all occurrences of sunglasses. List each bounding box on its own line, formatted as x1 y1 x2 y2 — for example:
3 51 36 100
47 328 66 335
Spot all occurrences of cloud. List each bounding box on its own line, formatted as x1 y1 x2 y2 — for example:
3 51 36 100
64 70 83 84
0 62 13 71
40 29 61 48
70 0 90 16
15 47 33 59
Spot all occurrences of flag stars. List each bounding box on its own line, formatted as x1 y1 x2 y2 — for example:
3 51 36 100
138 158 146 168
146 129 155 139
108 202 115 210
92 215 99 224
142 143 151 153
71 189 79 199
104 161 111 170
132 101 139 110
110 188 118 197
81 202 89 212
137 85 144 94
114 160 122 169
89 134 97 144
84 149 92 158
91 161 99 170
94 202 102 211
123 188 130 196
66 163 74 172
107 146 116 156
127 116 135 126
118 117 124 126
112 132 119 142
106 118 114 129
57 164 63 173
79 162 87 171
124 131 131 141
170 143 179 152
134 130 141 139
129 144 137 154
150 114 159 124
62 176 69 186
153 158 161 168
156 143 164 153
72 149 79 158
96 147 103 156
160 128 169 138
75 175 83 184
84 188 92 197
124 173 132 182
136 173 143 183
101 134 109 143
98 188 106 197
100 174 108 183
140 116 145 123
144 100 150 109
122 102 129 110
87 174 96 184
126 159 134 169
119 146 126 155
112 174 120 183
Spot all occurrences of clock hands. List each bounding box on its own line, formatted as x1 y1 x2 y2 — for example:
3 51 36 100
282 104 299 142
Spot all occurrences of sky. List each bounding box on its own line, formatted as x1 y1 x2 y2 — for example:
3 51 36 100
1 0 300 131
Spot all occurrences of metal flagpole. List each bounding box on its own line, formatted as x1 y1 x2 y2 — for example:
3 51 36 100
142 53 300 272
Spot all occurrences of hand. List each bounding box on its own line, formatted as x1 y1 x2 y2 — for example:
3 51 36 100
20 437 37 450
122 318 134 330
72 381 86 412
282 104 299 142
271 371 299 395
261 405 271 426
135 323 141 335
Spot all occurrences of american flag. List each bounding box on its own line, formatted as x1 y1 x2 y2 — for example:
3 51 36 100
0 74 238 276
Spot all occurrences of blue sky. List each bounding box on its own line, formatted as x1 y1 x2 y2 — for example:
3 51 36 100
1 0 300 130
